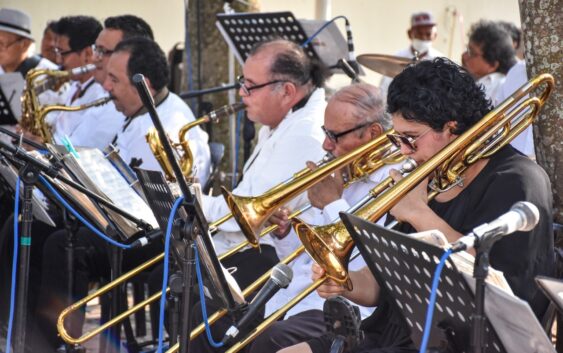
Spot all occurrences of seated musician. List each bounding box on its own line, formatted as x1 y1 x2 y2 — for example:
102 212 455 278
29 37 210 351
199 38 328 289
241 83 398 353
280 58 554 353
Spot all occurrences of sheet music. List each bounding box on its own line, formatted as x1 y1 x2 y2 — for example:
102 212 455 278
72 148 159 232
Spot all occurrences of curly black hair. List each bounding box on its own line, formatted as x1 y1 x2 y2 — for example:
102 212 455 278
113 37 169 91
387 58 492 135
469 20 516 74
104 15 154 40
497 21 522 50
54 16 102 51
249 38 329 88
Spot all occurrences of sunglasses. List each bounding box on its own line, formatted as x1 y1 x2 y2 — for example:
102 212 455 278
322 122 370 143
386 128 433 151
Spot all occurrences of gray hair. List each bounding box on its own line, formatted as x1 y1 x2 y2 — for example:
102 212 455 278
329 83 391 130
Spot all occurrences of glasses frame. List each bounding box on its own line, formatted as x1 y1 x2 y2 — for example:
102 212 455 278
465 44 483 59
91 44 114 58
237 75 286 96
386 127 433 151
322 122 371 143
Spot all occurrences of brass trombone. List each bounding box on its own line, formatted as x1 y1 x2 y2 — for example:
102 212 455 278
57 129 401 345
146 102 246 182
223 73 554 353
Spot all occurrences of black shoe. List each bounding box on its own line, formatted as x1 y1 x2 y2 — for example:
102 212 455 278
323 296 364 353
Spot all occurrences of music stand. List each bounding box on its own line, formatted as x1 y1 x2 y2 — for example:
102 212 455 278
0 73 24 125
340 213 555 353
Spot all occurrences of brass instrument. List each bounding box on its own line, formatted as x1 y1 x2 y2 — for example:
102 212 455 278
57 130 400 346
20 64 110 143
296 73 555 288
221 131 403 247
146 102 246 182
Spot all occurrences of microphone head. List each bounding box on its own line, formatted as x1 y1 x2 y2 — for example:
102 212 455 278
511 201 540 232
271 263 293 289
132 73 145 84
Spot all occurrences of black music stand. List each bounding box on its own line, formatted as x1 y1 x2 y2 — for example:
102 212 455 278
341 213 501 353
0 73 23 125
340 213 555 353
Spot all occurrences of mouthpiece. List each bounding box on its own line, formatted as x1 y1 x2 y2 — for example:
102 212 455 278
70 64 97 77
208 102 246 123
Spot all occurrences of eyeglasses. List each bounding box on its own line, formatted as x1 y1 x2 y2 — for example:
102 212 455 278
465 45 483 58
387 128 433 151
237 75 286 96
322 122 371 143
0 38 23 51
54 47 77 57
91 44 114 58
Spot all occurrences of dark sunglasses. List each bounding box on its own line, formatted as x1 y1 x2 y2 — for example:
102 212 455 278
322 122 370 143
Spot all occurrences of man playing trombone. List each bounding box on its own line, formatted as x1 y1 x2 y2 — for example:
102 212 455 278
280 58 554 353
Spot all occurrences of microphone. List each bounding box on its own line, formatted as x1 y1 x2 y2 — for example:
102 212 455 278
70 63 96 76
132 73 155 108
222 263 293 344
344 18 359 75
336 58 358 82
450 201 540 252
130 229 163 248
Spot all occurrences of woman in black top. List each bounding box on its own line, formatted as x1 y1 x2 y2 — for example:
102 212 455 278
278 58 554 353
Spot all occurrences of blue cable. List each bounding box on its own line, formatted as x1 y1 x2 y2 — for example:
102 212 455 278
194 245 223 348
418 248 453 353
301 15 347 47
5 177 21 353
157 196 184 353
38 175 132 250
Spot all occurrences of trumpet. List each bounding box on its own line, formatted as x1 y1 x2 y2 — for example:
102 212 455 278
296 73 555 288
146 102 246 181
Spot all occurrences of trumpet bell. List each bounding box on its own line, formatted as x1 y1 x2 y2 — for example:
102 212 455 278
294 219 354 290
220 186 262 248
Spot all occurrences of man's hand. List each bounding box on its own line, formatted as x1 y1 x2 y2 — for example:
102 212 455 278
267 207 291 239
306 161 345 209
389 168 429 223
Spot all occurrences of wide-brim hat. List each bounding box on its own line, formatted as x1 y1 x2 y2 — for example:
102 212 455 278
0 8 34 40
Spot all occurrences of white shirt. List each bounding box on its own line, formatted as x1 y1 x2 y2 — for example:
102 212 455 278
477 72 505 103
48 77 124 150
202 88 327 255
379 46 445 99
115 91 211 184
494 61 534 157
265 163 396 319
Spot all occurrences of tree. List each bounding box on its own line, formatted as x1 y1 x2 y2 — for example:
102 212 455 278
519 0 563 224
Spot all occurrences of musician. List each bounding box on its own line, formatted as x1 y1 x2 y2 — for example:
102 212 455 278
41 15 125 150
30 37 210 351
244 83 397 353
200 38 327 289
64 14 154 150
280 58 554 353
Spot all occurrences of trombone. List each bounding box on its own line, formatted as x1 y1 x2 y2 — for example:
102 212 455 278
57 128 401 345
223 73 554 353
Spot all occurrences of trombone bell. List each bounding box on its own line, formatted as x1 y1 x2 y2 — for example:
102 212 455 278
220 187 262 248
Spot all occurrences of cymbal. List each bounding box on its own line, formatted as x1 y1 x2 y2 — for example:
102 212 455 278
357 54 413 78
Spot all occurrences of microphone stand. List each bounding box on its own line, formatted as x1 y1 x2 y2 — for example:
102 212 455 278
132 74 240 353
470 232 496 353
179 83 239 100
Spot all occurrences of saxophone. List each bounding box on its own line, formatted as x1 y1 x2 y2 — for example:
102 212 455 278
20 64 111 143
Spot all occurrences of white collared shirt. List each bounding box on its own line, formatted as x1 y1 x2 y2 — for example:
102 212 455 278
202 88 327 255
477 72 506 103
115 92 211 185
264 163 396 320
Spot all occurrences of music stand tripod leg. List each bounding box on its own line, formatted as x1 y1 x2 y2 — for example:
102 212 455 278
470 239 493 353
13 163 39 353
